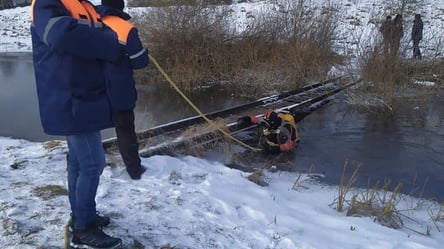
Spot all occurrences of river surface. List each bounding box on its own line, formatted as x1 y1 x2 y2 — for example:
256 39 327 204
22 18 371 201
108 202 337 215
1 54 444 201
0 53 248 141
292 95 444 202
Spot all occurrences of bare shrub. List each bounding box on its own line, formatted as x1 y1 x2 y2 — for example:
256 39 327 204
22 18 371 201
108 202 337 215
135 0 341 95
360 45 443 104
232 1 341 93
360 47 409 97
137 3 231 90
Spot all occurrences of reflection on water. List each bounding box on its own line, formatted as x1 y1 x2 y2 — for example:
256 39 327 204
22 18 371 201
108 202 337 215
0 54 250 141
0 54 48 140
134 83 250 131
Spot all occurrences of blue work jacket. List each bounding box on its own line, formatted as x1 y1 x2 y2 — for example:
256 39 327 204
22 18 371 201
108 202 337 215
30 0 124 135
98 5 149 111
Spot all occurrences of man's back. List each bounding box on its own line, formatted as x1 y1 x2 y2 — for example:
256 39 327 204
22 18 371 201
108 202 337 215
30 0 123 135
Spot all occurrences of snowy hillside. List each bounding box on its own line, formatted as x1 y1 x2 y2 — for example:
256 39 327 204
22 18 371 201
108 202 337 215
1 0 443 57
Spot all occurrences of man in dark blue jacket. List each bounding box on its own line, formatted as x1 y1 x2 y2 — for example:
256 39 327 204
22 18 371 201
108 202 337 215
31 0 124 248
411 13 423 59
98 0 149 180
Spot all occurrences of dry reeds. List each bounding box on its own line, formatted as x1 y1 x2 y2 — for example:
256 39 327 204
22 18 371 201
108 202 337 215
336 160 360 212
180 118 228 156
133 0 340 95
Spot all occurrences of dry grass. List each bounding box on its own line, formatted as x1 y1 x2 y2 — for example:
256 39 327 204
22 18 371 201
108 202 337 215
31 185 68 200
402 58 444 84
134 0 341 95
42 140 64 151
180 118 228 156
331 160 419 229
346 181 404 229
335 160 360 212
247 168 269 187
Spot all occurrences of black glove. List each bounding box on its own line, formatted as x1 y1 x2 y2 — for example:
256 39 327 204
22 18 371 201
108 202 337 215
237 116 252 125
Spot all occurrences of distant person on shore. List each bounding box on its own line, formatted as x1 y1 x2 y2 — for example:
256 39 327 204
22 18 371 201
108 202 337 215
98 0 149 180
411 13 424 59
379 15 393 56
391 14 404 57
238 109 300 154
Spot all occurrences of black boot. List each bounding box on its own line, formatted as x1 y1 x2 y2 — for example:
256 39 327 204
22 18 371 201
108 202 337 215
69 213 111 232
127 165 146 180
70 223 121 249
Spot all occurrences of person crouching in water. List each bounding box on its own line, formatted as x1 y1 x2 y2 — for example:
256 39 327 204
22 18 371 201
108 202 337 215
240 110 300 154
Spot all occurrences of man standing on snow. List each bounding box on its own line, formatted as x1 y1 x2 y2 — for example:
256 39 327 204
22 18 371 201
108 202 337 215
379 15 393 57
30 0 124 248
98 0 149 180
391 14 404 58
411 13 423 59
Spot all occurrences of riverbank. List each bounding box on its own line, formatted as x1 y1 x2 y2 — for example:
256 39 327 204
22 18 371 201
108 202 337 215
1 136 443 248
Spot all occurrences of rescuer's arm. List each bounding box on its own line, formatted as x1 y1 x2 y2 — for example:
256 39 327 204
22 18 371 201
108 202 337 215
127 28 149 69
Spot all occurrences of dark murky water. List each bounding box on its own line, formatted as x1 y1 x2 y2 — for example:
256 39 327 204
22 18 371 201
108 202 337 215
292 93 444 201
2 55 444 201
0 54 249 141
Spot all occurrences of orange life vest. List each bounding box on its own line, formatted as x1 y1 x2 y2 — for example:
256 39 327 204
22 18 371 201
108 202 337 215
101 16 133 44
31 0 101 26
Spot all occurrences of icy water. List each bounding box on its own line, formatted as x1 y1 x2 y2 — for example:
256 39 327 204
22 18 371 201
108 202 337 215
0 54 249 141
2 54 444 201
292 93 444 202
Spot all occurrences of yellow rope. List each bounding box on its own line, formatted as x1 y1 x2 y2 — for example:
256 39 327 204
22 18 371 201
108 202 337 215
148 54 261 152
63 217 70 249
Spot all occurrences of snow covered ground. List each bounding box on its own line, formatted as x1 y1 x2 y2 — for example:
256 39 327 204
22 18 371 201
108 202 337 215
1 1 444 248
1 137 443 248
1 0 443 57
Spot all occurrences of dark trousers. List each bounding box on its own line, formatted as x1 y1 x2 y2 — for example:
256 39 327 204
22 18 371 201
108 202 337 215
413 40 422 59
112 111 141 173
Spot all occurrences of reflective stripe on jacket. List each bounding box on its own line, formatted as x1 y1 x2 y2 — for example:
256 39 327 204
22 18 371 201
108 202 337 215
31 0 124 135
98 5 149 111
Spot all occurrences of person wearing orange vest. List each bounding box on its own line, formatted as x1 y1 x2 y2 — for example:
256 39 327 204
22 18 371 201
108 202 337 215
30 0 124 248
97 0 149 180
239 109 300 154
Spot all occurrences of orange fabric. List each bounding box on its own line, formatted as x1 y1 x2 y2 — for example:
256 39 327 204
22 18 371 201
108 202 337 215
59 0 100 24
80 1 101 24
101 16 133 43
280 140 294 152
264 109 274 119
31 0 99 23
250 116 259 123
